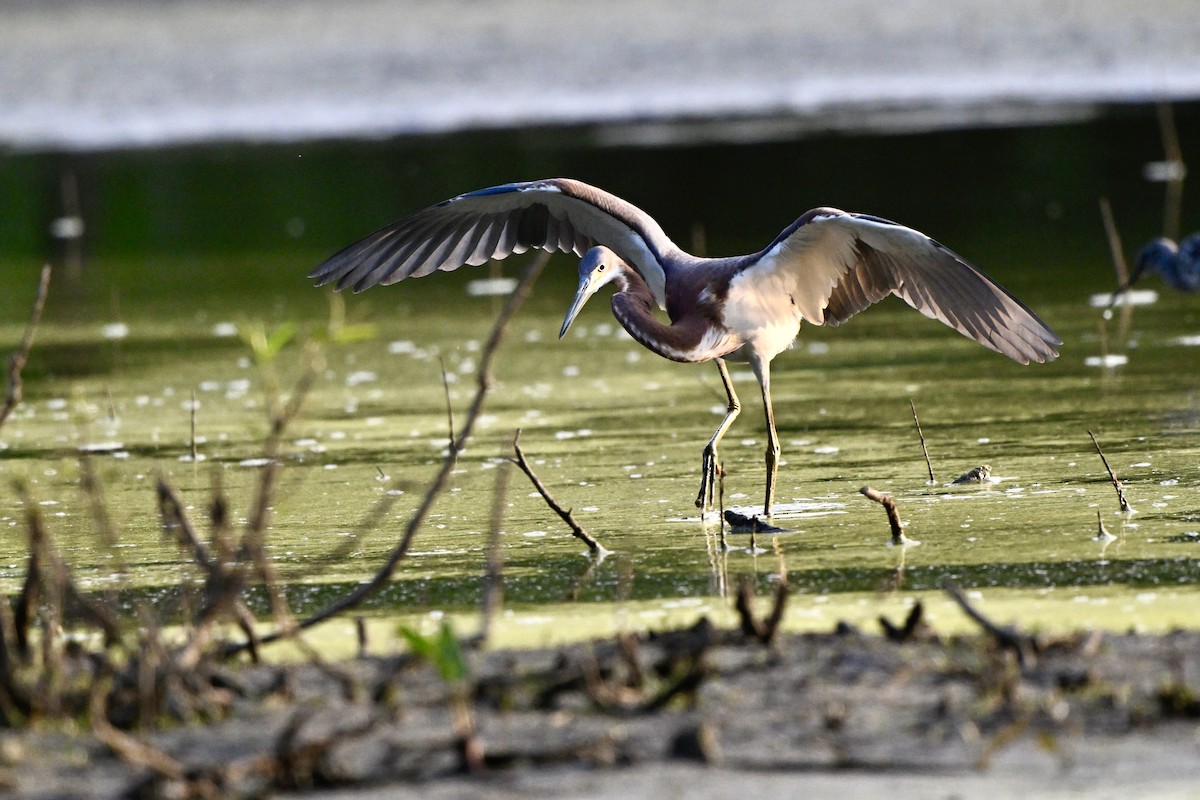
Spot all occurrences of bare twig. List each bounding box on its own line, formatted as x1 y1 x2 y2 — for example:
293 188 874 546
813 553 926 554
879 601 927 643
248 343 324 548
1087 430 1133 514
509 429 606 555
1156 102 1186 241
229 251 551 654
439 356 456 452
0 265 51 433
941 578 1034 666
90 674 186 782
1099 197 1130 289
156 476 215 572
155 473 263 665
238 346 325 649
909 399 934 483
356 617 369 658
641 657 709 712
15 482 121 649
858 486 911 545
761 581 788 645
190 389 198 461
734 577 759 639
1099 197 1136 342
476 457 510 645
734 575 788 646
80 457 120 550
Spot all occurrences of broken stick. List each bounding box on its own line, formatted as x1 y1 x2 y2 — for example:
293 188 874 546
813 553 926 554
859 486 910 545
510 429 606 556
941 578 1035 667
1087 430 1133 514
909 399 935 484
0 265 52 433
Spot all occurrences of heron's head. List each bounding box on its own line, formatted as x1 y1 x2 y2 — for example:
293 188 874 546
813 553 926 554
559 246 626 338
1111 238 1176 307
1128 237 1177 288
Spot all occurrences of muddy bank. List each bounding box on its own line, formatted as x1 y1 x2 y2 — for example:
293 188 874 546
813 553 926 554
5 617 1199 799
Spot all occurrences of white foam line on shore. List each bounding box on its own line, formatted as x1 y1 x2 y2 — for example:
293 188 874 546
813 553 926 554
3 0 1199 150
4 73 1199 152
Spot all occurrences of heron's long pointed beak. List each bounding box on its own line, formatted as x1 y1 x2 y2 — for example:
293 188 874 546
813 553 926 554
559 276 593 339
1107 263 1147 308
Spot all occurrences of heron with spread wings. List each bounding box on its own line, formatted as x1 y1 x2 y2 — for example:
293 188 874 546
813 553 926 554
312 178 1060 517
1127 235 1200 292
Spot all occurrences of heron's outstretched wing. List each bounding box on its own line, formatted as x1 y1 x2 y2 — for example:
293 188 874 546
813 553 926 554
749 208 1061 364
310 178 676 304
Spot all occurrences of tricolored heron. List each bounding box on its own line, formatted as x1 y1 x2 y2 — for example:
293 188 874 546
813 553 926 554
1127 234 1200 292
312 178 1061 516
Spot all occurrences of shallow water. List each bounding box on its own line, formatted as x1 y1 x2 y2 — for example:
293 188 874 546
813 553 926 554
1 105 1198 650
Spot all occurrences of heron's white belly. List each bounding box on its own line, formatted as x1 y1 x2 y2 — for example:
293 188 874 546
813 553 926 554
720 278 803 361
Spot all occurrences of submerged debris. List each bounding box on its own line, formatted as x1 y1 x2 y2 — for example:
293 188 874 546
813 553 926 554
722 509 788 534
1094 510 1117 542
950 464 991 485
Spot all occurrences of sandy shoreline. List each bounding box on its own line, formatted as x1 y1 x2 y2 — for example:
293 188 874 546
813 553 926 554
3 0 1199 150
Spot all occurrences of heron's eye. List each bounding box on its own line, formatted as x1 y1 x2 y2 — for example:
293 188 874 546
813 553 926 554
598 264 606 271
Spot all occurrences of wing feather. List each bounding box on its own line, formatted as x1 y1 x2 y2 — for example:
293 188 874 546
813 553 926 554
752 209 1060 364
312 178 677 305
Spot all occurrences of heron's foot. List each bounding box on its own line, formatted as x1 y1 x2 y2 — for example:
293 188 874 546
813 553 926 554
696 446 722 512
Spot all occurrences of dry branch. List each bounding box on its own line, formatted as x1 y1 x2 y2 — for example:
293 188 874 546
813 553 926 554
734 575 788 646
90 675 186 782
0 265 51 433
1156 102 1186 241
189 389 198 462
1087 430 1132 514
156 476 215 572
476 457 510 645
1099 197 1130 290
908 399 934 483
858 486 909 545
439 356 456 451
941 578 1034 666
509 429 606 555
880 602 928 643
15 482 121 649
